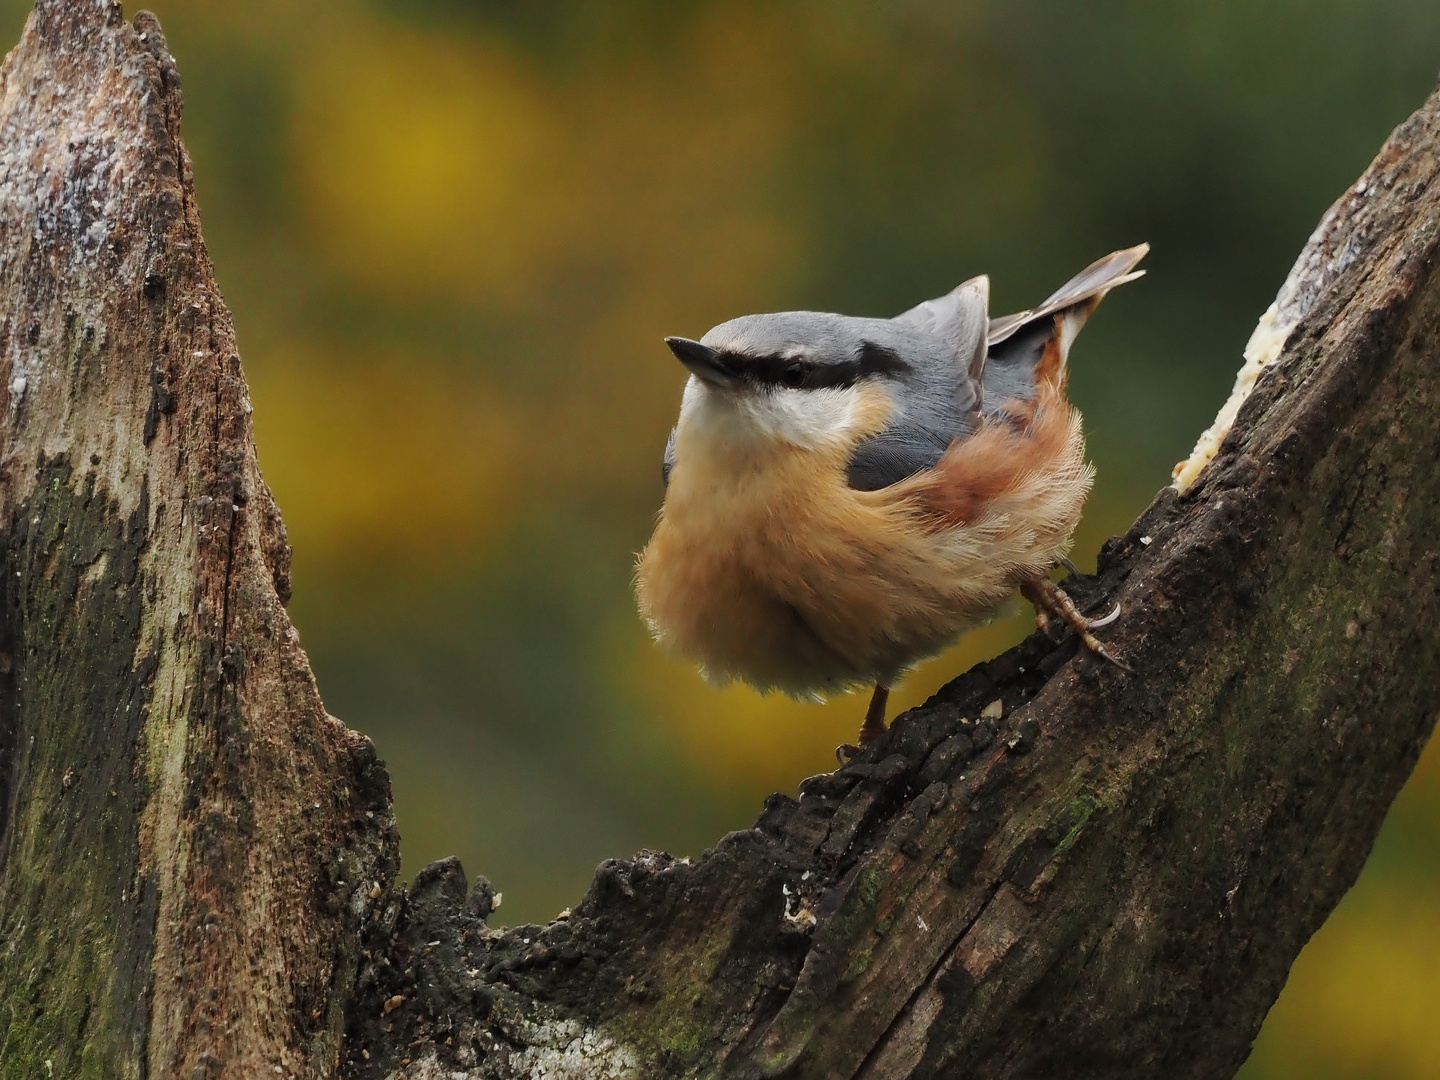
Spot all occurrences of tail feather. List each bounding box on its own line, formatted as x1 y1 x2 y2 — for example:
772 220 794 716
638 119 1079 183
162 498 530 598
1038 244 1149 312
982 243 1148 402
987 243 1149 348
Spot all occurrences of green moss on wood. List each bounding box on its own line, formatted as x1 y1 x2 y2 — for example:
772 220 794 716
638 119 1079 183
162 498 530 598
0 455 157 1079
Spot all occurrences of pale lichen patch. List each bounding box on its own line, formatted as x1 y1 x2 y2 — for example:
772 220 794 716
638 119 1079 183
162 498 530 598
391 1019 640 1080
508 1020 640 1080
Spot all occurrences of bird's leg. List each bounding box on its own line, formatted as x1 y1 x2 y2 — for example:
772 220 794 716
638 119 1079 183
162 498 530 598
859 684 890 744
836 684 890 765
1021 576 1129 672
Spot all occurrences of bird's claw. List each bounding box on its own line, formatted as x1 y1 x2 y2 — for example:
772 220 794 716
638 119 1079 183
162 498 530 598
1078 632 1132 673
1084 601 1122 630
1022 577 1129 673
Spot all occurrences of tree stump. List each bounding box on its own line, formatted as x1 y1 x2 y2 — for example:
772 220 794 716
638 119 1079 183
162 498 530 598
0 4 1435 1079
0 4 395 1076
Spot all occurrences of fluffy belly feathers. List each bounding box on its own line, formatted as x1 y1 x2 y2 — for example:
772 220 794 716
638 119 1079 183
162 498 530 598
634 401 1090 696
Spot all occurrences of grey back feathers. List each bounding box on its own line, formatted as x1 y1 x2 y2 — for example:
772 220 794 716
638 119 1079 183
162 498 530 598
705 312 986 494
980 317 1052 408
859 244 1148 489
888 275 990 383
661 245 1147 492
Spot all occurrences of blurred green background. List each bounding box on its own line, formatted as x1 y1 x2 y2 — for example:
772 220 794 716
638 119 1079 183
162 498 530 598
7 1 1440 1074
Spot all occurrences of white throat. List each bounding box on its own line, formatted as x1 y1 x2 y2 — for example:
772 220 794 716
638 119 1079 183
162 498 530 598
676 376 864 456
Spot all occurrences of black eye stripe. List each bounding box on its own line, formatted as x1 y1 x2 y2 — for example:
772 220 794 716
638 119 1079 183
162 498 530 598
719 342 910 390
855 341 910 377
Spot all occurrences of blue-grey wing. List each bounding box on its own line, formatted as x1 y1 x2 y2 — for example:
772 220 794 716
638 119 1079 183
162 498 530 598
847 277 989 491
844 282 988 491
892 275 990 383
846 419 968 491
852 245 1147 492
661 425 677 488
846 361 982 491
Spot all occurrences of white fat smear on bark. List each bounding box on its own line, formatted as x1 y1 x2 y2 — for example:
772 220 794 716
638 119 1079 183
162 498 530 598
1171 302 1292 493
1172 169 1380 494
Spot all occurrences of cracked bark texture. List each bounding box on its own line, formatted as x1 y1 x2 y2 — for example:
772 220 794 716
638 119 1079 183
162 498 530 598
0 4 397 1077
1 4 1438 1080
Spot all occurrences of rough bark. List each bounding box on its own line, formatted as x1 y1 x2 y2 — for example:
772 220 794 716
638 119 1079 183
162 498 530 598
0 4 397 1077
0 4 1437 1080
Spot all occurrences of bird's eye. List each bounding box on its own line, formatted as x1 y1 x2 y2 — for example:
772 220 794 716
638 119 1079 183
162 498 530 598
781 361 806 389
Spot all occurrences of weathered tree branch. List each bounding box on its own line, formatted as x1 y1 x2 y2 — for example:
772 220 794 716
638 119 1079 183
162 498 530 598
0 4 1436 1078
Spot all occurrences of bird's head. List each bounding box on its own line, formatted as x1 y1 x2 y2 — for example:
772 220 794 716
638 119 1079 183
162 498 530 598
665 312 934 454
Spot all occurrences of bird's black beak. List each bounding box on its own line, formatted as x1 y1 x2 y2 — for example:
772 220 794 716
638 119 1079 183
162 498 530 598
666 337 740 388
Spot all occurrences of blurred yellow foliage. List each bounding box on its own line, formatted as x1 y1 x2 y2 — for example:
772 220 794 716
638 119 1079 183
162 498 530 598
297 22 570 301
249 352 521 566
273 3 823 553
619 606 1034 791
1269 889 1440 1078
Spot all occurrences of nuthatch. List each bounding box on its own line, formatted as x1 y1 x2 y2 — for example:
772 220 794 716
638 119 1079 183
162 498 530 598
635 246 1147 757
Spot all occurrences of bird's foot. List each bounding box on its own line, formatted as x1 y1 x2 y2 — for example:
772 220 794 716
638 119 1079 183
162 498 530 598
1021 577 1130 673
1032 605 1052 634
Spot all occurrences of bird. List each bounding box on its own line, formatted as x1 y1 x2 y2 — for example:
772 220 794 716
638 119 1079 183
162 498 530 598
634 245 1147 758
